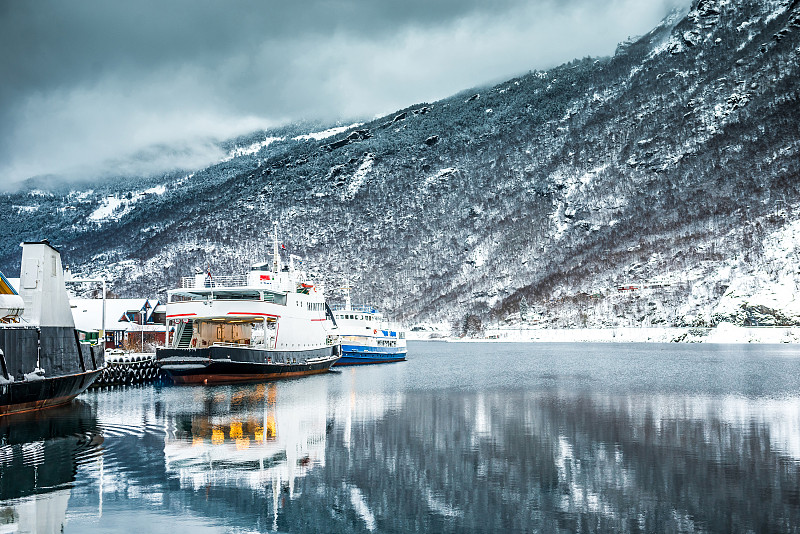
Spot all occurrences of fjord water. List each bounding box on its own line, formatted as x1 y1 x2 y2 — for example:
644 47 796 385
3 342 800 533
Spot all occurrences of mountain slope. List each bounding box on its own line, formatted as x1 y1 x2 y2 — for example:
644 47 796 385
2 0 799 331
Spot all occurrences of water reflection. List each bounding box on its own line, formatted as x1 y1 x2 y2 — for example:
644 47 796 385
164 382 328 530
0 401 101 533
312 390 800 533
3 344 800 532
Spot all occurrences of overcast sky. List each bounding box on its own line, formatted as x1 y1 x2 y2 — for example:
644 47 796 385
0 0 688 188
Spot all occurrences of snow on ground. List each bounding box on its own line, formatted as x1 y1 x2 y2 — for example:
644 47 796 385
711 218 800 323
343 154 374 200
702 322 800 343
144 184 166 195
423 168 457 189
88 185 168 222
88 196 129 221
27 189 53 197
293 123 363 141
13 205 39 213
221 136 283 162
409 324 800 344
68 190 94 201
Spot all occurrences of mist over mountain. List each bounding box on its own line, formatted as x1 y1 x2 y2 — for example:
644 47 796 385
2 0 799 333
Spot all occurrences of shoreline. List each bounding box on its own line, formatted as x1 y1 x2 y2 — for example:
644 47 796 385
408 323 800 344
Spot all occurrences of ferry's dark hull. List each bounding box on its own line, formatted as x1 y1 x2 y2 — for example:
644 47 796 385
334 345 407 366
156 345 340 385
0 369 102 416
0 326 105 417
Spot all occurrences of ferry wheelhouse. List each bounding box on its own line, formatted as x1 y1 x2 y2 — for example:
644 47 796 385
156 225 340 384
331 290 406 366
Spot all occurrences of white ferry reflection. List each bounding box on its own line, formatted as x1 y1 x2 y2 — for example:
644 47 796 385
163 381 327 520
0 489 71 534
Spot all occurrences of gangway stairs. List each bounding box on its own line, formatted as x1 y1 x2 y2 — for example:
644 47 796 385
175 320 194 348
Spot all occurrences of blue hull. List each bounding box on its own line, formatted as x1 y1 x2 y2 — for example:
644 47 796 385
334 345 407 366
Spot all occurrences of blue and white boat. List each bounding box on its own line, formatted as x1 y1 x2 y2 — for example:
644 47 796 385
331 289 406 365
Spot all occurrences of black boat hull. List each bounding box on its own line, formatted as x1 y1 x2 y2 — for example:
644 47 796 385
0 325 105 417
0 369 102 416
156 345 340 385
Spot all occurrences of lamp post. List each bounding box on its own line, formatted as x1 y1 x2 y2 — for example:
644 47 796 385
65 276 107 348
140 310 145 353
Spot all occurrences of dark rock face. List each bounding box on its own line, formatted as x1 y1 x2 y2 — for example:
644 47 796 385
325 129 373 151
2 0 799 328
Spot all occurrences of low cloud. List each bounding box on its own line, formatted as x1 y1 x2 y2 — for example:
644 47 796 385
0 0 688 188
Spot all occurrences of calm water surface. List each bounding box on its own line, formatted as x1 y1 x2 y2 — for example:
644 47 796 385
3 341 800 533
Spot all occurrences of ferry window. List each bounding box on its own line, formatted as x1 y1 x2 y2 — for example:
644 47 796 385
214 290 261 301
262 292 287 305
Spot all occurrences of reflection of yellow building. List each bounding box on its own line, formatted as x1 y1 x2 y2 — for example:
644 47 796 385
164 380 328 523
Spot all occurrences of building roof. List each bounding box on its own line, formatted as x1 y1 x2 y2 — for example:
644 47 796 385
70 298 162 333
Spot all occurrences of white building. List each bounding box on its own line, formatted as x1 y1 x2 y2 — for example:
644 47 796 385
70 298 166 348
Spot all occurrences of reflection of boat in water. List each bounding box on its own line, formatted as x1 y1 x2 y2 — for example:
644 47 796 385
0 488 72 534
156 223 340 384
0 400 101 500
332 286 406 365
0 241 104 415
164 382 328 527
0 400 101 533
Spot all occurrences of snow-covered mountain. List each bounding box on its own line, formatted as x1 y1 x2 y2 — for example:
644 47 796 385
2 0 799 332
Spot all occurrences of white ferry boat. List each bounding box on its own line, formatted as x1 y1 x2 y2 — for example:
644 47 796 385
331 288 406 366
156 224 340 384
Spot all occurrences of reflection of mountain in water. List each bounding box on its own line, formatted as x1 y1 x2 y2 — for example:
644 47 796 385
0 401 101 533
282 390 800 532
49 370 800 532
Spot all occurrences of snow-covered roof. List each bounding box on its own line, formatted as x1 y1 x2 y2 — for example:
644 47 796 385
70 298 162 333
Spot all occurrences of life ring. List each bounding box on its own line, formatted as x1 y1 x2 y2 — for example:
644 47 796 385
191 338 197 347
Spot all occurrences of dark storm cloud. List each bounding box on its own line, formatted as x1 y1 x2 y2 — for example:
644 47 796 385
0 0 689 187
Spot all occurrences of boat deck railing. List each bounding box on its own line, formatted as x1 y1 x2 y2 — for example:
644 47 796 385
181 275 249 289
332 304 379 314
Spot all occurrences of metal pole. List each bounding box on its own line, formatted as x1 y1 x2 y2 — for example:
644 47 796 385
101 279 106 348
141 310 144 352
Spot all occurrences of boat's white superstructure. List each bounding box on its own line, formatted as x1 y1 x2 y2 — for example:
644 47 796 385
331 286 406 365
157 223 340 384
